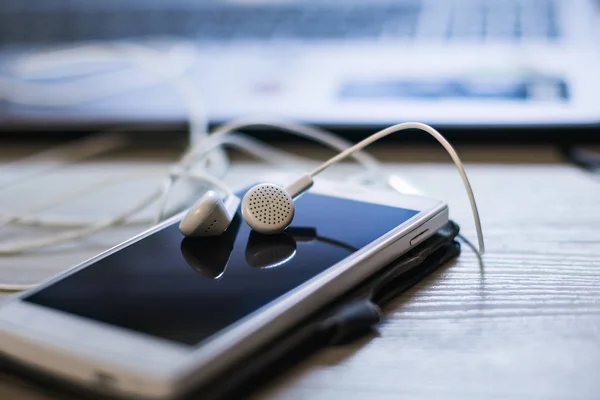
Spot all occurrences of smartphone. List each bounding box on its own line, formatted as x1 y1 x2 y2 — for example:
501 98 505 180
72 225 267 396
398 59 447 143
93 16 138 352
0 180 448 400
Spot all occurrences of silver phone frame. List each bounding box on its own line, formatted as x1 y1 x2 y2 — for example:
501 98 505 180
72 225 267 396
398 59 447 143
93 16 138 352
0 182 448 400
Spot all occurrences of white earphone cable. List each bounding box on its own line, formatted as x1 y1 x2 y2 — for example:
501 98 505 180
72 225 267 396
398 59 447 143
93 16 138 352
0 283 36 293
0 42 485 290
181 117 384 175
308 122 485 255
152 119 389 224
0 189 162 256
0 169 230 256
151 133 315 225
1 127 380 236
0 167 231 231
0 132 129 194
0 168 169 229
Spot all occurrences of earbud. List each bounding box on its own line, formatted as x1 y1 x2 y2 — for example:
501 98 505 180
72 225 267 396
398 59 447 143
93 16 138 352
179 190 240 237
241 184 294 235
241 174 313 235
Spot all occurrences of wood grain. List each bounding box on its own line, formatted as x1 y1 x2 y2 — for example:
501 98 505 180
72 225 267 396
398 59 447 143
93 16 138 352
253 163 600 400
1 144 599 399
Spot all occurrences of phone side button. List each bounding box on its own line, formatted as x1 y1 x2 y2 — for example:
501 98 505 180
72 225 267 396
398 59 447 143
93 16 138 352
409 229 429 246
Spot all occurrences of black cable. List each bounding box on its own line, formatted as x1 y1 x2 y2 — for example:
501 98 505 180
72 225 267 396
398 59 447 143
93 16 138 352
559 145 600 173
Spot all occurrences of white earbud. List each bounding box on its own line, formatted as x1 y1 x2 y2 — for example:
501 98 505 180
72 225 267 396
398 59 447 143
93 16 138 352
241 174 313 235
179 190 241 237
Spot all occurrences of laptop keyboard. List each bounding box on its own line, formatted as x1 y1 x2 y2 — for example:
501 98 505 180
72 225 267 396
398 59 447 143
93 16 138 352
447 0 559 40
0 0 560 47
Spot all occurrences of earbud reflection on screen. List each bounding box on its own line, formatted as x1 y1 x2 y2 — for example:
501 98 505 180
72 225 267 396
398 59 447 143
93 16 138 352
180 215 241 279
245 227 357 269
245 231 297 269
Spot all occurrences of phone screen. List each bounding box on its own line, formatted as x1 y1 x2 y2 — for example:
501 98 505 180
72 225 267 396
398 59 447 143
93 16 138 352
24 192 418 347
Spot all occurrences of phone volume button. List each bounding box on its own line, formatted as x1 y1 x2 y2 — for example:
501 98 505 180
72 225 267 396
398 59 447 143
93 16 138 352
409 229 429 246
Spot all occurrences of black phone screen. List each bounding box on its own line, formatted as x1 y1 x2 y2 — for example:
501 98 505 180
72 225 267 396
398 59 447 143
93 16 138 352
24 192 418 347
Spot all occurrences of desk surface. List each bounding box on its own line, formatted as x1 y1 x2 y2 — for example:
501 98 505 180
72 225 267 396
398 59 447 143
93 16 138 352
0 143 599 400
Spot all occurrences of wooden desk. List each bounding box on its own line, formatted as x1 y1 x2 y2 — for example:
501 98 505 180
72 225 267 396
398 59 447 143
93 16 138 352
1 143 599 399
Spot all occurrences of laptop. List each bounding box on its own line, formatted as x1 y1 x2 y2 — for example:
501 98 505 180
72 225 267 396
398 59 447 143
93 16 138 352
0 0 598 134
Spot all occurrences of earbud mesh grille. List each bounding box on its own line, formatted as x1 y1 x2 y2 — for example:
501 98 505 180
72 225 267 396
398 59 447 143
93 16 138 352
245 185 292 226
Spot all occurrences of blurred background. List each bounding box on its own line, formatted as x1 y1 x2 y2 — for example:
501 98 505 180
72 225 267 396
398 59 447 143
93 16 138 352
3 5 600 400
0 0 599 142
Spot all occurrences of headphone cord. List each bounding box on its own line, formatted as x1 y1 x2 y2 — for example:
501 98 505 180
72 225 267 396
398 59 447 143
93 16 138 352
306 122 485 256
0 41 485 290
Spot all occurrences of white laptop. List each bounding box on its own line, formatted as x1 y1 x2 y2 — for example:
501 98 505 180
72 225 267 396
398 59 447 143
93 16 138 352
0 0 598 132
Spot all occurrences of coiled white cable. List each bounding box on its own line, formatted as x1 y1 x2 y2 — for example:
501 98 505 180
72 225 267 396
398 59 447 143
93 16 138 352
0 168 233 255
0 41 485 292
1 42 389 233
0 135 306 230
180 117 383 175
308 122 485 255
0 125 384 236
153 118 389 224
0 169 167 229
0 124 389 288
1 40 218 166
0 132 129 194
